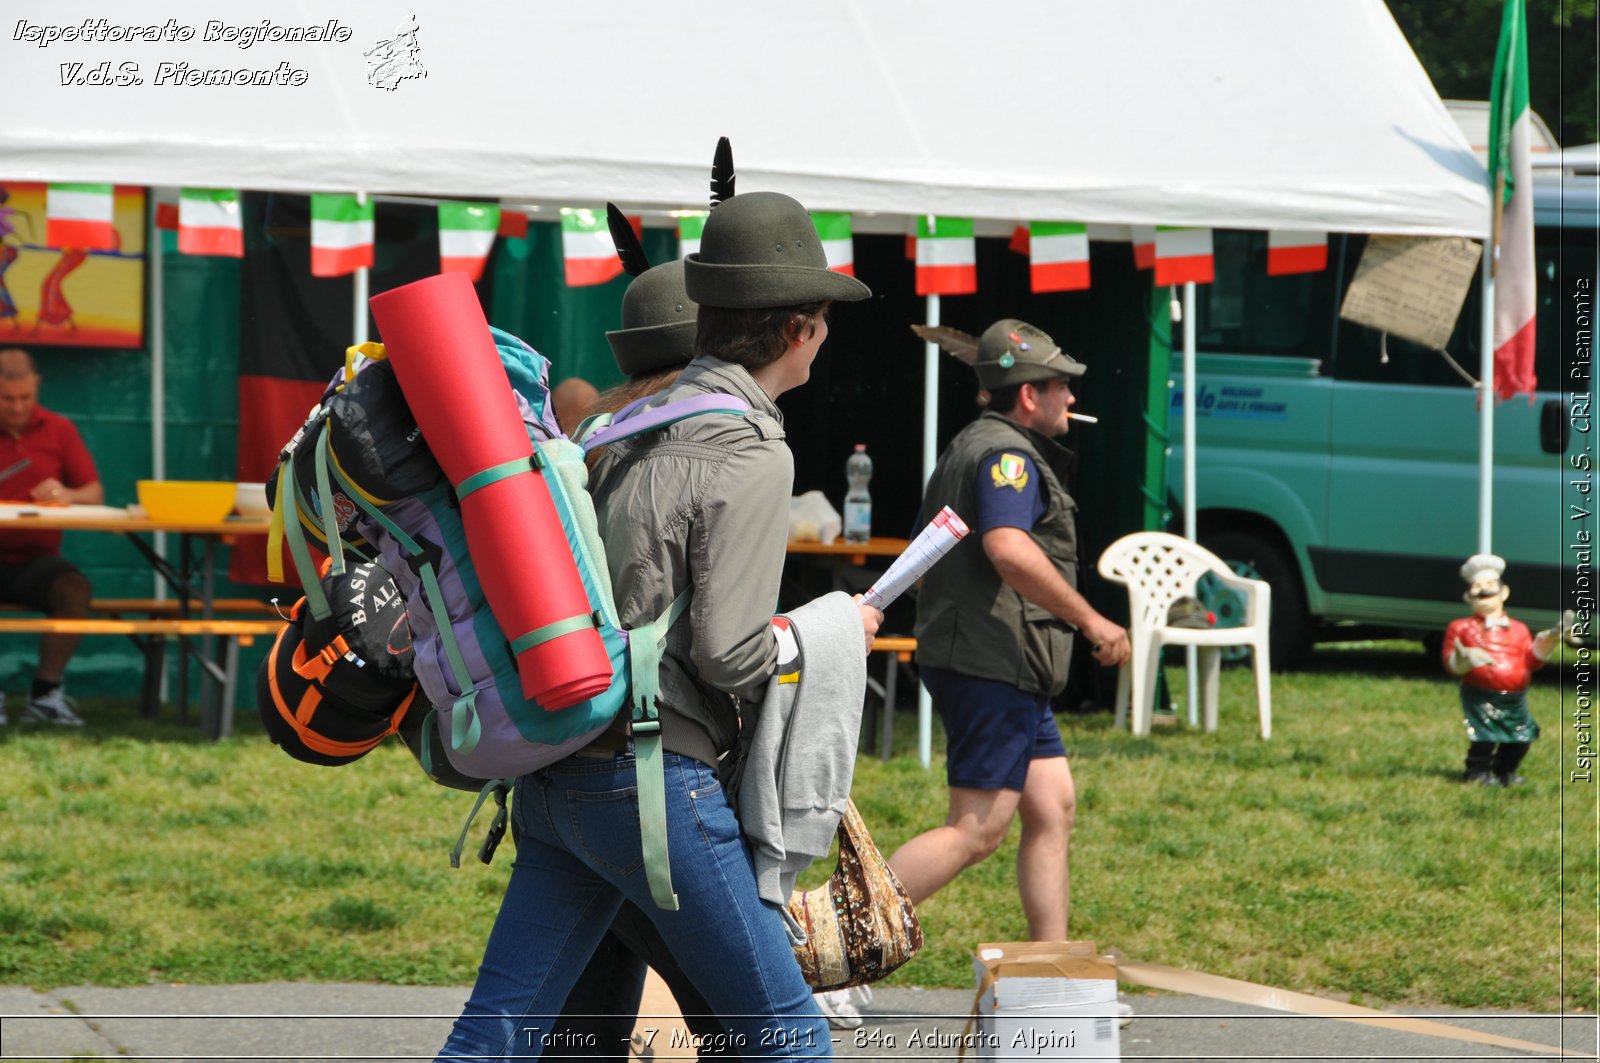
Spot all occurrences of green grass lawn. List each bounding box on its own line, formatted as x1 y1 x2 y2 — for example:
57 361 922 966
0 641 1591 1013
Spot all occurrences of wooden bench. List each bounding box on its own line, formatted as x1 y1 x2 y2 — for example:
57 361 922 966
0 613 285 740
865 636 916 760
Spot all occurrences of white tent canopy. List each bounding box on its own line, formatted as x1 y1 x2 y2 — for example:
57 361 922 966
9 0 1487 237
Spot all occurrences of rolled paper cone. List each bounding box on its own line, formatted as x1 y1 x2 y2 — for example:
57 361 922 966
370 272 611 708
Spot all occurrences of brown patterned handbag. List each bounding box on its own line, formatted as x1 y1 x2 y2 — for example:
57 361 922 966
787 799 924 991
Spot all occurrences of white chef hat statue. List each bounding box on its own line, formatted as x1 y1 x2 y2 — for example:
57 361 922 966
1442 552 1573 786
1459 553 1510 614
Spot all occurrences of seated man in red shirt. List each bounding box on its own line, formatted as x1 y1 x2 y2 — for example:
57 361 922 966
0 348 102 726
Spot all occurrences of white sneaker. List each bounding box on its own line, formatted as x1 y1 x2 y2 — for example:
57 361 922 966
1116 1001 1134 1028
814 985 873 1030
22 688 83 726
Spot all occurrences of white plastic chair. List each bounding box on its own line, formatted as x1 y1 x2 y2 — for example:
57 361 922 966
1097 531 1272 738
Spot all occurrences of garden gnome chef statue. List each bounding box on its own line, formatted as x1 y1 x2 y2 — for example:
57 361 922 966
1441 553 1563 786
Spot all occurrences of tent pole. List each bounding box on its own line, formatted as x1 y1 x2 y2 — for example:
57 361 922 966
1478 242 1495 554
149 191 167 602
918 291 940 770
1183 281 1198 728
354 192 370 345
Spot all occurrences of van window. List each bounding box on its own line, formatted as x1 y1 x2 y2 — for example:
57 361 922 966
1332 227 1588 390
1194 230 1336 359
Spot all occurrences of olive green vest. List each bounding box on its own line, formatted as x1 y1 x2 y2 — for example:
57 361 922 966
914 412 1079 696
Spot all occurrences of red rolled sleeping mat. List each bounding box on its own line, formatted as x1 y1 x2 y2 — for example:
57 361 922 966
369 272 611 709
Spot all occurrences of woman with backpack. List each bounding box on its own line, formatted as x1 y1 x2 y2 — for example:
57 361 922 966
435 190 881 1062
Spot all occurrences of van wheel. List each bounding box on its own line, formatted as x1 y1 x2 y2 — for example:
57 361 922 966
1200 529 1313 670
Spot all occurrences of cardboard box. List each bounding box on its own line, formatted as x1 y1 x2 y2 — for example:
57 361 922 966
972 941 1120 1062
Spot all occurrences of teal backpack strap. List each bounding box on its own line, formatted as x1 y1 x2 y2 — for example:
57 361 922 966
326 461 483 754
311 422 346 578
281 470 332 621
629 588 692 911
449 778 513 868
456 453 542 501
571 411 614 448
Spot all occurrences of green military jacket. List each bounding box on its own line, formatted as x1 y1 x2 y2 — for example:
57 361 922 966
914 412 1079 696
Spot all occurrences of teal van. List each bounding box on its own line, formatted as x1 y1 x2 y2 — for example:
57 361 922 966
1168 166 1597 666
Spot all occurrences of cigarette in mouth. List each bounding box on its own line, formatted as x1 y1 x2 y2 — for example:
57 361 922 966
1068 412 1098 423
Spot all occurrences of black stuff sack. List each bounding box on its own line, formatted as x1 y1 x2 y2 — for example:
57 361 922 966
258 559 419 766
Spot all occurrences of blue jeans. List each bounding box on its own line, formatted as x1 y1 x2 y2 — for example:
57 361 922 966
436 751 828 1061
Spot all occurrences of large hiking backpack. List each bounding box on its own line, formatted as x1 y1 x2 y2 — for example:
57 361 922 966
266 329 748 905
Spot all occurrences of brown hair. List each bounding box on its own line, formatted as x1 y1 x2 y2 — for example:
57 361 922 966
582 367 683 472
694 302 826 370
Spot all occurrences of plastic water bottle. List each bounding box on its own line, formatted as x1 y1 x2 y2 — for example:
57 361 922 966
844 444 873 543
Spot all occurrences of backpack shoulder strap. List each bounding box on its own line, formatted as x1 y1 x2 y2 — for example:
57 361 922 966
629 587 693 911
579 393 752 454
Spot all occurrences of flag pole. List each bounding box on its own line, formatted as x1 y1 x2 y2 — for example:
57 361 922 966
353 191 370 346
1182 280 1199 728
1479 65 1509 557
919 281 940 771
1478 219 1496 556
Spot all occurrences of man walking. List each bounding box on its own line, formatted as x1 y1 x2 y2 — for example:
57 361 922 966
890 319 1128 940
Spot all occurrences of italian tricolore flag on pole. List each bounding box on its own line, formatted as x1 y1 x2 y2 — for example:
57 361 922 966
811 212 855 275
1489 0 1536 400
310 193 375 277
1266 231 1327 275
678 213 707 259
1029 221 1090 292
562 208 625 286
1154 226 1215 286
46 183 117 250
915 216 976 295
178 188 243 257
437 201 501 282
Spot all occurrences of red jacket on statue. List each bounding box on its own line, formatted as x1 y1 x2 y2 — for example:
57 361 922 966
1441 615 1542 694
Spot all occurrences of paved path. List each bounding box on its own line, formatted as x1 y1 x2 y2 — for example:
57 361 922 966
0 982 1591 1062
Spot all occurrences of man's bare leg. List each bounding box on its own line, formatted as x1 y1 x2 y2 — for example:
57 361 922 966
1015 755 1075 940
888 786 1021 905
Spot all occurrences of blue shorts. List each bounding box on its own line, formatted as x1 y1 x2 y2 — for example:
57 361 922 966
922 665 1067 791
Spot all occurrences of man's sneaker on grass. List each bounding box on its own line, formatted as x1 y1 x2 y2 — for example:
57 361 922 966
21 688 83 726
814 985 872 1030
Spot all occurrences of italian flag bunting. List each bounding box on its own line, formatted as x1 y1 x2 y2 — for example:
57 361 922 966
1489 0 1536 400
562 208 627 286
1266 231 1327 275
678 212 707 259
1029 221 1090 292
310 193 375 277
810 212 856 275
46 183 116 250
497 211 530 239
178 188 243 257
437 201 500 281
1131 225 1157 270
1154 226 1215 286
915 216 976 295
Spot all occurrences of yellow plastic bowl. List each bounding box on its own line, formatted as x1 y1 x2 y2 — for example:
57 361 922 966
136 480 238 523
